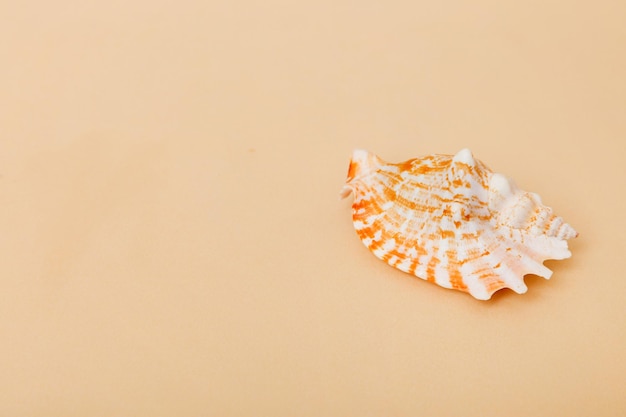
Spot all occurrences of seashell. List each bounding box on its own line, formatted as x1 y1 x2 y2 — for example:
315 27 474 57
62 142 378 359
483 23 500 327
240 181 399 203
341 149 578 300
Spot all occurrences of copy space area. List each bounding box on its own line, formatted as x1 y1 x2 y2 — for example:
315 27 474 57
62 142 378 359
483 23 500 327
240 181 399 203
0 1 624 415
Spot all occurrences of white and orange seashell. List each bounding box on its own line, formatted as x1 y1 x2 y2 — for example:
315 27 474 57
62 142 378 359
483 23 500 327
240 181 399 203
341 149 578 300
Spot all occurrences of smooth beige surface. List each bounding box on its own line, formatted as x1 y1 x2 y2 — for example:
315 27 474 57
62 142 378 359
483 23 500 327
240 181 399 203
1 1 625 415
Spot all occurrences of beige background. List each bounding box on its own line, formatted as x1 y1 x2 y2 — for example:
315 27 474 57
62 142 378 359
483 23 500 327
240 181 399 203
1 0 625 416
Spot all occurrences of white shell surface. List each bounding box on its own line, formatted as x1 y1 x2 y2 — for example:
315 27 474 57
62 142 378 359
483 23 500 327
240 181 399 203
342 149 578 300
